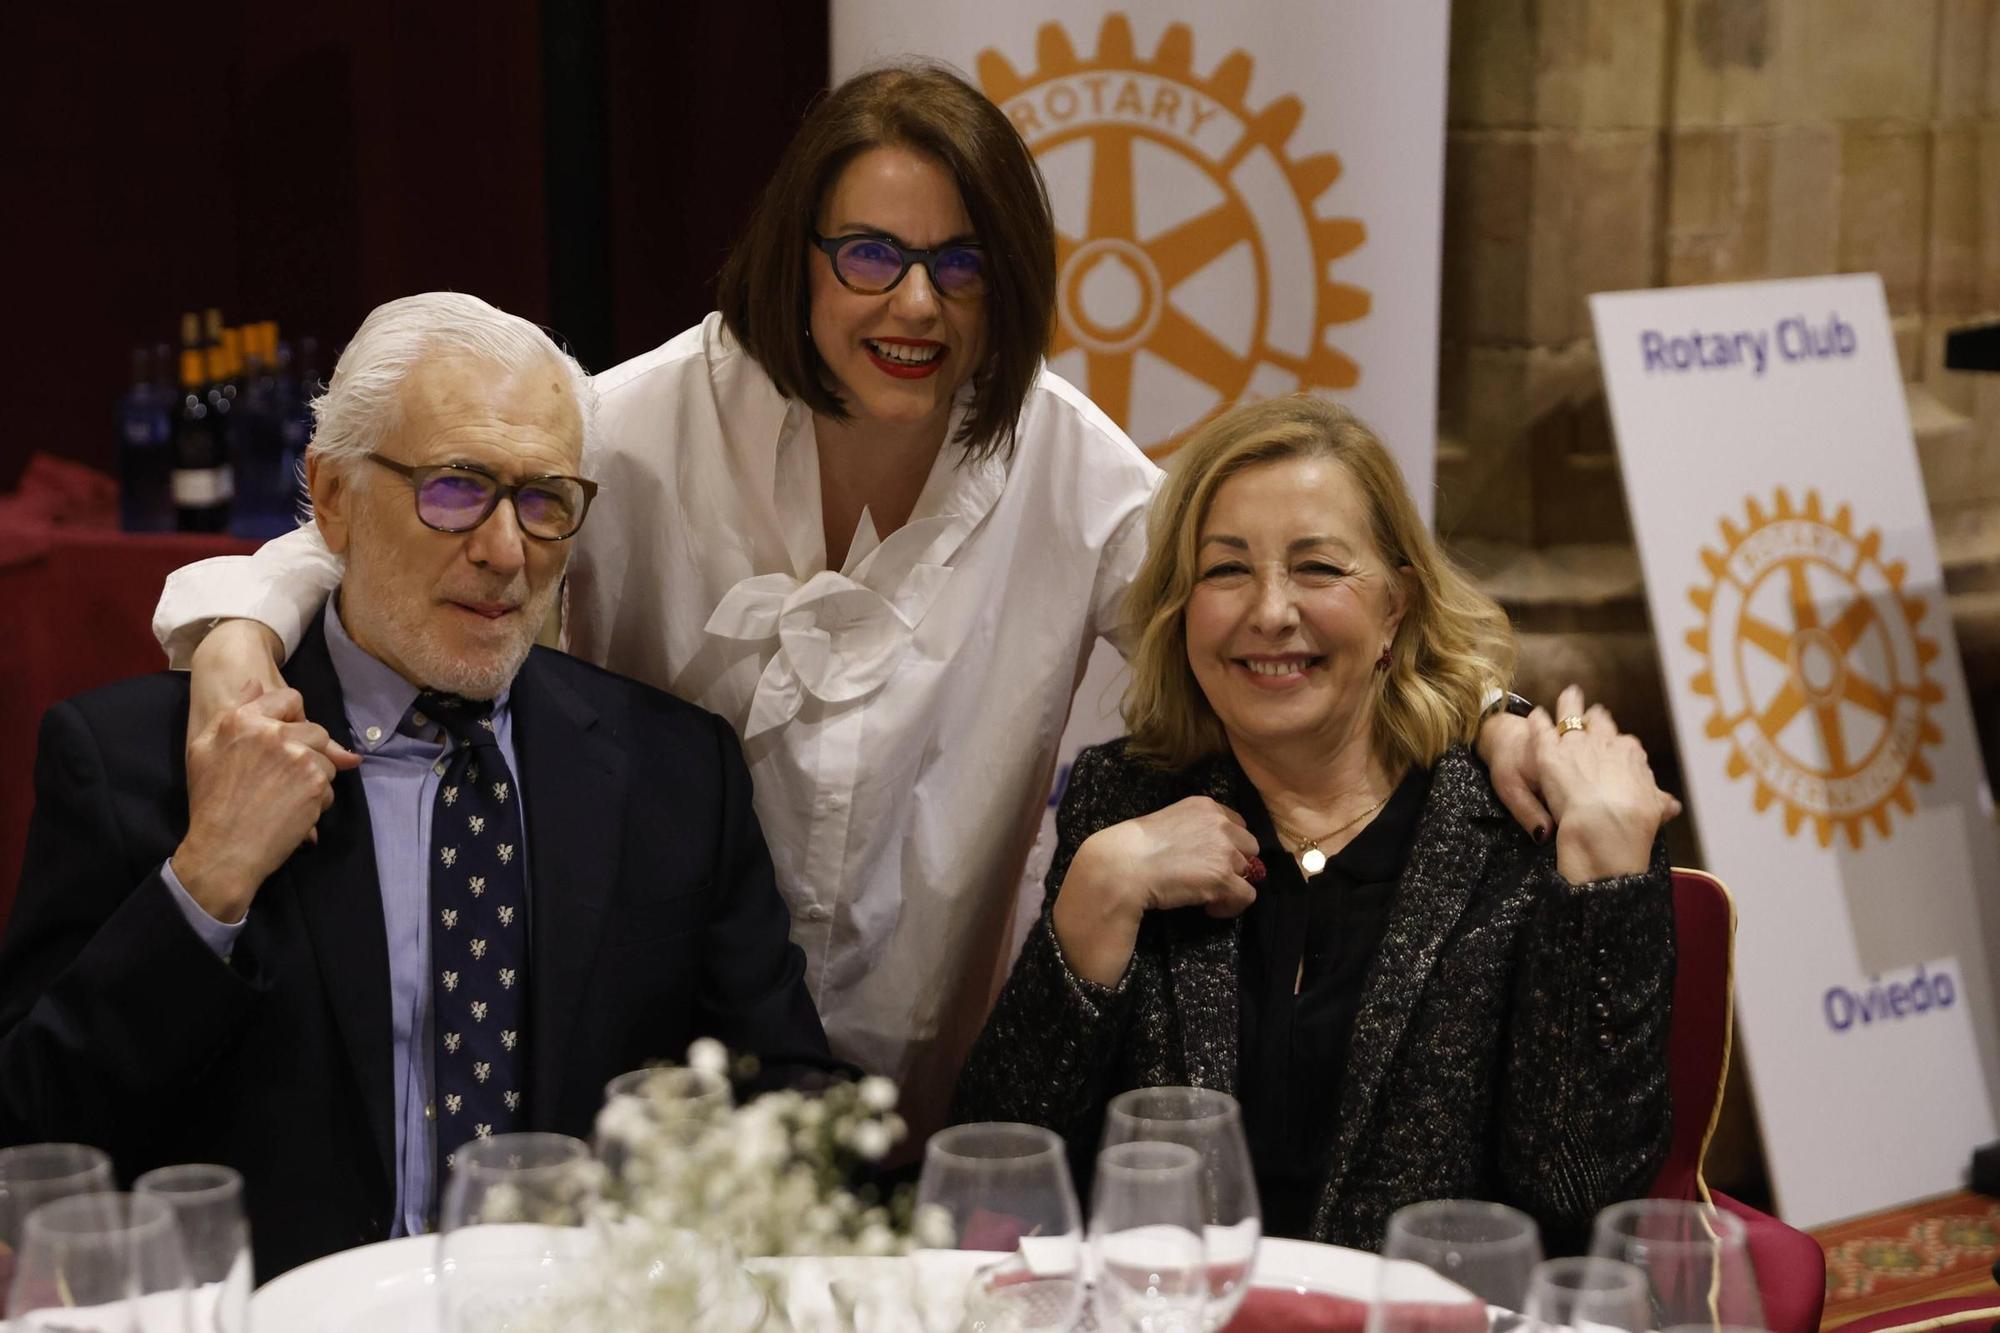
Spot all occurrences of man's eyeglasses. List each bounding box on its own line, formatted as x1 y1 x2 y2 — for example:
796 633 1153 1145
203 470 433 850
365 454 598 541
812 232 987 299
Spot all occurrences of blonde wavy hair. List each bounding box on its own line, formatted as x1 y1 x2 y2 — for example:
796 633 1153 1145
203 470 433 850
1123 395 1515 773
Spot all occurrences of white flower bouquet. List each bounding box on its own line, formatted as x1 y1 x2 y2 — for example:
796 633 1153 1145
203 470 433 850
481 1040 948 1331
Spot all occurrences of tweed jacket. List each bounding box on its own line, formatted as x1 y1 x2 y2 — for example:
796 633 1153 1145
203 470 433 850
953 740 1674 1251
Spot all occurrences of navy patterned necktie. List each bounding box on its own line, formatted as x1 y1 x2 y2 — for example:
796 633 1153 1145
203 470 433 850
421 690 529 1188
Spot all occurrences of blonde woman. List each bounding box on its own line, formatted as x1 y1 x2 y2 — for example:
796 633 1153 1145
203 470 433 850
954 396 1678 1251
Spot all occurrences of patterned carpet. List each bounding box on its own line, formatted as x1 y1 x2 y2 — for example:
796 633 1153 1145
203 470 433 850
1814 1191 2000 1328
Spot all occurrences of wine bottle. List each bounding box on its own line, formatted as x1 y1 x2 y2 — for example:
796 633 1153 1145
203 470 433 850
172 345 232 531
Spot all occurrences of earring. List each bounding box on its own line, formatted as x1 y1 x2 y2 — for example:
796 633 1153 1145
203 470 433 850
1376 644 1392 671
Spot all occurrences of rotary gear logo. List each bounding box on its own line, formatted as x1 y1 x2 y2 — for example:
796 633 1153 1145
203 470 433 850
1685 489 1944 849
978 15 1370 458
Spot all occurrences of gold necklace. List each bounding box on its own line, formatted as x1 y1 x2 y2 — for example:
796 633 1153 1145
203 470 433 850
1275 792 1392 877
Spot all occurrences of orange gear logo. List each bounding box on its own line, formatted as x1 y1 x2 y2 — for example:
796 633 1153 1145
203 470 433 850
1686 489 1944 848
977 15 1370 458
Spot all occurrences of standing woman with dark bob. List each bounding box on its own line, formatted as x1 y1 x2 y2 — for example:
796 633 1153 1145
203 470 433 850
155 64 1546 1135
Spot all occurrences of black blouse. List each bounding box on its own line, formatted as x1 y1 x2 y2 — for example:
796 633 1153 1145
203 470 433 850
1235 764 1432 1240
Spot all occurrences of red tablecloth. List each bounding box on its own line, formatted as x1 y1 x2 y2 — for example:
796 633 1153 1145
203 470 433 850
1 523 256 929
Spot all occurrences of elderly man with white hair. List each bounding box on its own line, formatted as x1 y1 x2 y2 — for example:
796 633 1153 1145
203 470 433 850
0 292 833 1279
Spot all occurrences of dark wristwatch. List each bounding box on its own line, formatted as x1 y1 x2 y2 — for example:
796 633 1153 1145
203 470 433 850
1481 690 1535 720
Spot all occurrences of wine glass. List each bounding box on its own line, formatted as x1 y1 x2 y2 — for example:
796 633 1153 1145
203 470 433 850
436 1132 603 1333
135 1164 251 1333
1380 1199 1543 1312
1090 1141 1208 1333
6 1191 191 1332
1 1143 115 1294
1589 1199 1767 1332
1523 1256 1650 1333
913 1122 1084 1332
602 1065 732 1118
1101 1087 1261 1330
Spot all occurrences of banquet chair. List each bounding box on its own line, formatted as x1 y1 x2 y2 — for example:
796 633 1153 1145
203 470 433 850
1652 867 1827 1333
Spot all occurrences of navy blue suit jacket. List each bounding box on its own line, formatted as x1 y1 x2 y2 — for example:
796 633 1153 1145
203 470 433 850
0 609 832 1278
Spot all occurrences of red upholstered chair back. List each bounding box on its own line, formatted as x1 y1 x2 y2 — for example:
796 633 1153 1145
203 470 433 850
1653 867 1736 1202
1649 868 1828 1333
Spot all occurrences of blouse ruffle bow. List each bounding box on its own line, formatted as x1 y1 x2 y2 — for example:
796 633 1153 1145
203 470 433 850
702 511 964 740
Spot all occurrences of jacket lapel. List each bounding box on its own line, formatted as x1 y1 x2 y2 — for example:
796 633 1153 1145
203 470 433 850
281 611 397 1193
1166 756 1248 1094
507 650 628 1119
1321 749 1496 1201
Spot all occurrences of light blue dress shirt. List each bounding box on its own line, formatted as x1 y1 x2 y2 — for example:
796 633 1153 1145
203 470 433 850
163 597 527 1237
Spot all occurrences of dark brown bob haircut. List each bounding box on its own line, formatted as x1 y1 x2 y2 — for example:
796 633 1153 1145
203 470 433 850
716 61 1057 462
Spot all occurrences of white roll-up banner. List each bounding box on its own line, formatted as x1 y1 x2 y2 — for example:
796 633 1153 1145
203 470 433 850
1594 274 2000 1225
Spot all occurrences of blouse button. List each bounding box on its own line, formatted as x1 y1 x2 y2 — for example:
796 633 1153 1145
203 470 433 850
1597 1030 1615 1051
364 725 383 743
1595 974 1613 990
1593 1001 1612 1021
806 904 831 923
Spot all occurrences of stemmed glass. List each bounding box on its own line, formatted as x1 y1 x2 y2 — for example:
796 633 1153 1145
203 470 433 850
1523 1257 1651 1333
912 1122 1084 1332
6 1191 191 1332
436 1132 603 1333
1589 1199 1767 1332
596 1065 733 1191
1090 1141 1208 1333
1381 1200 1543 1311
1 1143 115 1294
135 1164 252 1333
1100 1087 1261 1330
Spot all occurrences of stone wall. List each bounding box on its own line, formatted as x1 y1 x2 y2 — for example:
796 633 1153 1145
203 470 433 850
1437 0 2000 1202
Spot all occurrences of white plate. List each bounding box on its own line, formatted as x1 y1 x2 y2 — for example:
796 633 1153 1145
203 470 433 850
249 1230 1465 1330
250 1233 438 1333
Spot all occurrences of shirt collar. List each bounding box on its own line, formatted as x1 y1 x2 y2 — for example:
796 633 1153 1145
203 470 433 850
322 595 512 752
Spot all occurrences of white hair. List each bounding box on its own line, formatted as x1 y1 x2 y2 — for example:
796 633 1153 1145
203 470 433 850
307 291 599 478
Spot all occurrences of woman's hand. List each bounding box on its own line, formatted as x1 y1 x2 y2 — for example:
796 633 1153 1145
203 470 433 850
188 620 356 842
1532 684 1683 884
1477 707 1551 843
1051 797 1261 986
189 620 287 740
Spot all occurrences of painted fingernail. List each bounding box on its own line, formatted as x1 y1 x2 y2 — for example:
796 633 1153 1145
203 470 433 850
1244 855 1267 884
1533 825 1549 844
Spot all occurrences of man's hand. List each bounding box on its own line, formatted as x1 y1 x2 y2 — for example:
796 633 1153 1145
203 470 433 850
171 685 362 923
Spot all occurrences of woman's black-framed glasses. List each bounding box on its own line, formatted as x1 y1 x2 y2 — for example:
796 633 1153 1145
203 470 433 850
812 232 987 299
365 453 598 541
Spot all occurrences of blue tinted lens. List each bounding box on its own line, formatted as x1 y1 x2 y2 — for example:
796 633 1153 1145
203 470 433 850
931 247 986 296
416 471 495 530
835 238 906 291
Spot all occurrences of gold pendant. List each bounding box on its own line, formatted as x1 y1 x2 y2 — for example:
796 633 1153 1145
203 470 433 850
1299 845 1327 876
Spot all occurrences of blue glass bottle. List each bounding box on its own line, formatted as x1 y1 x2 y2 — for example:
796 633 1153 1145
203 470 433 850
116 344 175 531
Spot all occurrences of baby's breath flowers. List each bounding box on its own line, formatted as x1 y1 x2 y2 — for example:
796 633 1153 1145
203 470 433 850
512 1042 935 1329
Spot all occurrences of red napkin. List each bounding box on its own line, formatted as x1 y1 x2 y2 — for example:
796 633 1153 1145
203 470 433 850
1226 1293 1489 1333
1225 1287 1370 1332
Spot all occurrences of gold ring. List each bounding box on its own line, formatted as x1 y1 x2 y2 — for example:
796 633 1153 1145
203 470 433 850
1556 715 1587 736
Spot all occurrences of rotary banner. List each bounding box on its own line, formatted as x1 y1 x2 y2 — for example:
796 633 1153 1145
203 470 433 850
1594 275 2000 1226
